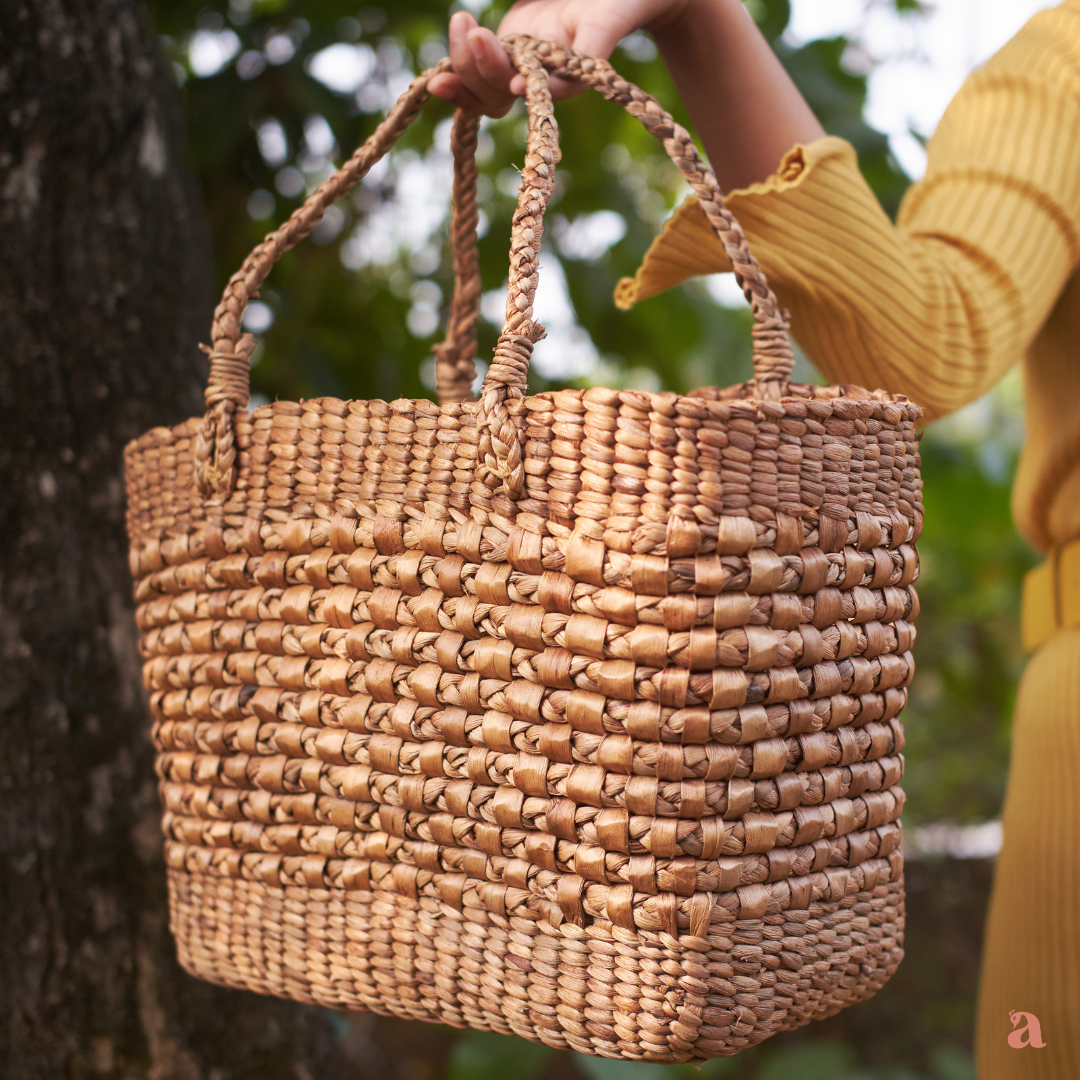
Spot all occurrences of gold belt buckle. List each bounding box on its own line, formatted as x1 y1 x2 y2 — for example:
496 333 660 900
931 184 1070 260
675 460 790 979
1059 540 1080 630
1023 539 1080 651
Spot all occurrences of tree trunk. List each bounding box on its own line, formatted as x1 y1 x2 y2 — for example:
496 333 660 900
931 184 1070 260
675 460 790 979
0 3 369 1076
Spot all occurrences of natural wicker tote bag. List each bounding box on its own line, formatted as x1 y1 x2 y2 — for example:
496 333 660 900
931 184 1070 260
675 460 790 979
124 36 922 1063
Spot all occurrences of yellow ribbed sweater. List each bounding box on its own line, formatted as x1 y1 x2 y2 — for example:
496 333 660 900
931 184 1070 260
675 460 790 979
616 1 1080 555
619 5 1080 1074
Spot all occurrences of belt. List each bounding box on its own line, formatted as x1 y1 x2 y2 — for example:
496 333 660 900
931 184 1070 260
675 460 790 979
1022 539 1080 651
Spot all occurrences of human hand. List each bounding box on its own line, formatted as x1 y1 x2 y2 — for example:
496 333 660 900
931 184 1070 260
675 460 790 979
427 0 692 117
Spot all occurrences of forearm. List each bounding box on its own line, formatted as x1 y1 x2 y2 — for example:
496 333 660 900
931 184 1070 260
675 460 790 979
651 0 824 190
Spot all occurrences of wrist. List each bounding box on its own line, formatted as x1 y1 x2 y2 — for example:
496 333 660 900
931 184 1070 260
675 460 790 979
646 0 694 41
648 0 740 48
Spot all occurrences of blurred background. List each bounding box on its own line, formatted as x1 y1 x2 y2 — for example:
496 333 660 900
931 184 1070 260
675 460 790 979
18 0 1053 1075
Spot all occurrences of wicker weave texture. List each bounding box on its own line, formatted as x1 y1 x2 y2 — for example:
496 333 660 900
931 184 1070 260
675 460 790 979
123 37 922 1063
169 873 904 1057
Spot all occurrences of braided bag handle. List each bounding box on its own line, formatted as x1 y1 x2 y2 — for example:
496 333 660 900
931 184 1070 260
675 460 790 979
194 59 484 494
433 109 483 403
195 39 794 499
474 36 795 497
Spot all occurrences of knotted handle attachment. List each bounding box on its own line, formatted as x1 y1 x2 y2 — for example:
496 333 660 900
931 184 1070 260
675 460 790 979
194 59 483 496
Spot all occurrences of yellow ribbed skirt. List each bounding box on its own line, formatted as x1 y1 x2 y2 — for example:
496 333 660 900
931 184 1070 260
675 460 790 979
977 629 1080 1076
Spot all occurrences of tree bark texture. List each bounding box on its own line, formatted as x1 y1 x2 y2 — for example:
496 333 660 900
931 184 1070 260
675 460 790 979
0 3 375 1076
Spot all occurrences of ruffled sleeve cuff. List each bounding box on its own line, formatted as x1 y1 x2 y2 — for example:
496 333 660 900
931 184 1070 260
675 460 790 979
614 136 852 310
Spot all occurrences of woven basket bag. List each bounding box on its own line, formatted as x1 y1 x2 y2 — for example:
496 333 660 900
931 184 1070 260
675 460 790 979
123 36 923 1063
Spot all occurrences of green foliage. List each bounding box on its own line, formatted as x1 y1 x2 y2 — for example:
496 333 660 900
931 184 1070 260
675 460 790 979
928 1042 978 1080
574 1055 681 1080
573 1052 738 1079
447 1031 552 1080
147 0 909 405
778 35 908 216
579 1035 976 1080
903 380 1034 824
750 0 793 45
754 1038 861 1079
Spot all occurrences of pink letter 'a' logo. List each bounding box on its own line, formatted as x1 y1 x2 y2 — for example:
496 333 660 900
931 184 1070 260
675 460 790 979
1008 1011 1047 1048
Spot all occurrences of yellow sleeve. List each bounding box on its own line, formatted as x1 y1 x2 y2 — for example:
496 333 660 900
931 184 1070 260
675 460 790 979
617 2 1080 422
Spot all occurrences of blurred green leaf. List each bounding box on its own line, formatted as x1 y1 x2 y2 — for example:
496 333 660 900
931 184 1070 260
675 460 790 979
903 377 1033 825
755 1039 858 1080
751 0 792 44
779 36 908 217
573 1053 739 1080
446 1031 552 1080
575 1056 675 1080
929 1042 977 1080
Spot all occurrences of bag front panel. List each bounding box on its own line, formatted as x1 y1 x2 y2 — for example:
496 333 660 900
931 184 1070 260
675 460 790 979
125 384 919 1059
